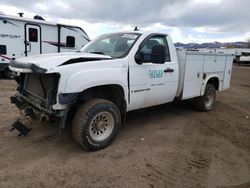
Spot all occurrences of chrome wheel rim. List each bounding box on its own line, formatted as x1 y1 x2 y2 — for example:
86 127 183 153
205 90 214 108
89 111 114 142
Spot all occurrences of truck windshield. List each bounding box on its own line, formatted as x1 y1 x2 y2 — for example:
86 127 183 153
80 33 141 58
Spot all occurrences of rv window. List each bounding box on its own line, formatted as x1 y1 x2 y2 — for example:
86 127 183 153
29 28 38 42
0 45 7 55
66 36 75 47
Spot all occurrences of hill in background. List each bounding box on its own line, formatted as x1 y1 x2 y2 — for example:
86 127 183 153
174 42 250 49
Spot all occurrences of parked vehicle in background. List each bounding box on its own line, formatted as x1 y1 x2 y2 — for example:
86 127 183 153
9 30 234 150
238 52 250 65
0 13 90 78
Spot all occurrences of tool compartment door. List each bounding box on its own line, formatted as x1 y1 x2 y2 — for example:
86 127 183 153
182 53 204 99
223 55 234 89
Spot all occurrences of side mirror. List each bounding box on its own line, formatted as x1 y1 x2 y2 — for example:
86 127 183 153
151 45 166 64
134 52 143 64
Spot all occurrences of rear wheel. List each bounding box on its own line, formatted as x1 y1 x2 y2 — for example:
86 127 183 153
193 84 216 111
72 99 121 150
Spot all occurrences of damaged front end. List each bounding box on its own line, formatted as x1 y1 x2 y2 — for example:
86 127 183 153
11 73 61 119
9 58 70 133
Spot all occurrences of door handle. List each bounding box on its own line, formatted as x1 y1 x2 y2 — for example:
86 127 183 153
164 68 174 73
25 41 31 52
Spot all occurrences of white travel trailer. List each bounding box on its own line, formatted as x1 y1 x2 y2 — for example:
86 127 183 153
0 13 90 78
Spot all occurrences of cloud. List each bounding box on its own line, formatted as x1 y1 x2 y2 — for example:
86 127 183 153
0 0 249 43
1 0 249 31
244 32 250 41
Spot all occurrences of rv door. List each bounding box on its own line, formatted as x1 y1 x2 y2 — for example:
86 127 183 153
25 24 41 56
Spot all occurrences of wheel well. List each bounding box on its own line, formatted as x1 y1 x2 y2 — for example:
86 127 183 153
207 77 219 90
77 85 126 115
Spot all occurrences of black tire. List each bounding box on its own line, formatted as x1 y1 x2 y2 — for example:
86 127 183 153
72 99 121 150
193 84 216 111
4 68 16 79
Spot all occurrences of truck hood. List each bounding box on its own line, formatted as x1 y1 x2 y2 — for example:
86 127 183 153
9 52 112 73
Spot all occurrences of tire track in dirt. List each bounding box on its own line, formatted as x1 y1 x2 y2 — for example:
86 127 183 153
197 102 250 151
141 143 212 187
219 181 250 188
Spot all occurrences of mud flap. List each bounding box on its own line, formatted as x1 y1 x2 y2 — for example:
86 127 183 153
10 120 32 137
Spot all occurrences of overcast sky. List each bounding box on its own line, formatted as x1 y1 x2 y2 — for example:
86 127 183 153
0 0 250 43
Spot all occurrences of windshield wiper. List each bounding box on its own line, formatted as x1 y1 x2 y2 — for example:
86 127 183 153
89 51 106 55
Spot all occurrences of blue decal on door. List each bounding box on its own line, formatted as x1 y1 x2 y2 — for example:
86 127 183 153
149 70 163 78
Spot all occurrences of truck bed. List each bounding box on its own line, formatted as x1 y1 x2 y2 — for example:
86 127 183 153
176 49 234 100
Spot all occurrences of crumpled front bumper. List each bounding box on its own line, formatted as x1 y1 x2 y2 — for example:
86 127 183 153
9 60 47 74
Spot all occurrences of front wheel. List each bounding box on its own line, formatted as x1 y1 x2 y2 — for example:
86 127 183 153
72 99 121 150
193 84 216 111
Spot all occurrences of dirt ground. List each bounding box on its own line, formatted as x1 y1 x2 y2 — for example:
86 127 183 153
0 65 249 188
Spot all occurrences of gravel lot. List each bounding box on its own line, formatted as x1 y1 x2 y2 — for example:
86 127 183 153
0 65 249 188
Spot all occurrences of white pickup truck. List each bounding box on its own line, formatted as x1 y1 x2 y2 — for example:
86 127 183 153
9 31 234 150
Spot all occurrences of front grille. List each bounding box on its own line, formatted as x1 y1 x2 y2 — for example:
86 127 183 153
20 73 59 112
